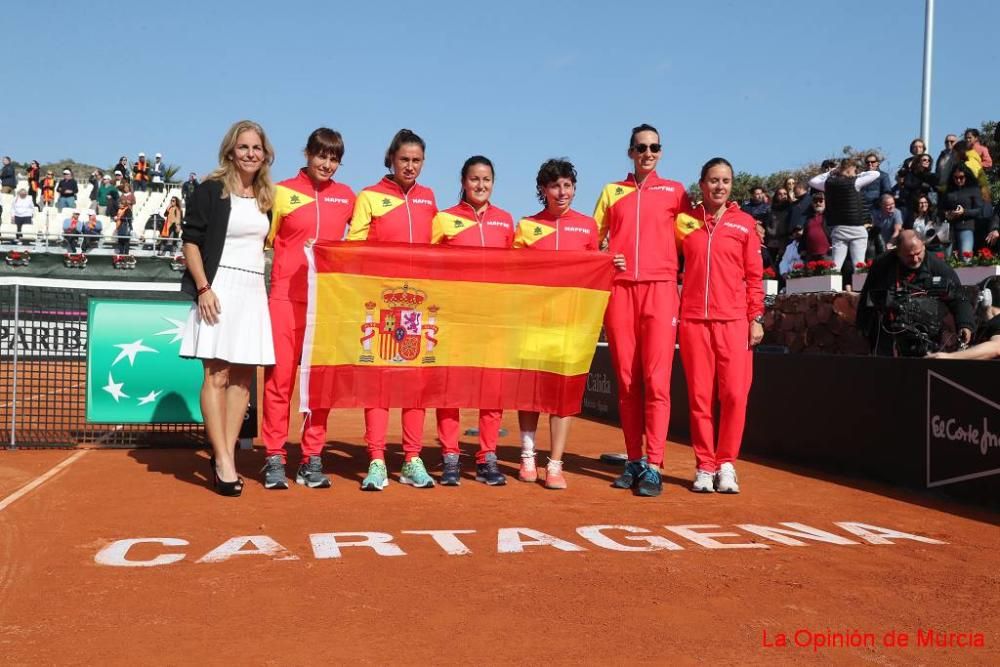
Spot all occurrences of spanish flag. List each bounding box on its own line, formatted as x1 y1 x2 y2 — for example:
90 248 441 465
300 242 614 415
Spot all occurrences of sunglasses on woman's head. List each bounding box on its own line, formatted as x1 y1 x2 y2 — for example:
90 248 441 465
631 143 662 154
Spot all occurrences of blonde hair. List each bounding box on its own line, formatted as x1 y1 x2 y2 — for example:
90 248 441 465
206 119 275 213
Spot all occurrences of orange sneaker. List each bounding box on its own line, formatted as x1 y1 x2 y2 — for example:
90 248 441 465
518 454 538 482
544 462 567 490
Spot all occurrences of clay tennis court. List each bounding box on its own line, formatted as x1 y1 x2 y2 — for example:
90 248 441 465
1 405 997 666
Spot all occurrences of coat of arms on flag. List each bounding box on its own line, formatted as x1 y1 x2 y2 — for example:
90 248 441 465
359 284 440 364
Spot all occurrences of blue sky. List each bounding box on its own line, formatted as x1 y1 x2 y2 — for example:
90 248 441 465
5 0 998 215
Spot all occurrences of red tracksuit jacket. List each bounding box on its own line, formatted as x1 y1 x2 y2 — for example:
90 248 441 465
347 176 437 243
267 169 355 302
593 170 691 282
513 208 598 250
431 201 514 247
677 202 765 321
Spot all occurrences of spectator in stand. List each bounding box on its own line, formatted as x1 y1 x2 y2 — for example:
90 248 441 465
132 153 149 192
151 153 166 192
903 137 926 170
859 153 893 216
797 192 831 261
182 172 198 204
12 188 35 243
929 277 1000 360
872 194 904 248
55 169 79 211
808 158 881 278
40 170 56 208
95 175 118 215
62 210 82 252
959 133 993 202
0 156 15 193
158 195 182 255
113 170 125 187
786 181 813 231
936 134 959 191
117 156 131 182
942 164 989 257
783 176 798 202
908 194 950 258
741 185 770 224
81 210 103 252
898 153 939 220
27 160 41 210
965 128 993 169
87 170 103 211
766 186 792 262
114 182 135 255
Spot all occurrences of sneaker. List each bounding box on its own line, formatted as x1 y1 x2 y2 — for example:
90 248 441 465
475 452 507 486
692 469 715 493
612 458 647 489
636 465 662 497
295 455 331 489
441 452 461 486
400 457 435 488
715 462 740 494
261 454 288 490
518 453 538 482
361 459 389 491
544 461 567 490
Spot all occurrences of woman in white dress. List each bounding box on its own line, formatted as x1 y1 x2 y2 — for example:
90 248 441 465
179 120 277 496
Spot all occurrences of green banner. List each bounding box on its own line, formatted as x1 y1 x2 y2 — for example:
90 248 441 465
86 299 204 423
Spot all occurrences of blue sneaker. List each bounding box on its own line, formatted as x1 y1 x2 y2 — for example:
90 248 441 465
612 458 647 489
475 452 507 486
636 465 662 497
441 453 461 486
361 459 389 491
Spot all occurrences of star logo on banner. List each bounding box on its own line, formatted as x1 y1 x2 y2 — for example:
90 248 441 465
112 339 158 367
137 390 163 406
154 317 186 344
102 372 130 402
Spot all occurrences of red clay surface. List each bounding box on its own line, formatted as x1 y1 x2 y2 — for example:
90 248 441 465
1 408 998 666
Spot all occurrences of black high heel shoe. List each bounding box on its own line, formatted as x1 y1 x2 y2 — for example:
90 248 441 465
209 456 244 497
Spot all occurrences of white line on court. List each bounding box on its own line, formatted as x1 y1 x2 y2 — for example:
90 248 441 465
0 450 89 513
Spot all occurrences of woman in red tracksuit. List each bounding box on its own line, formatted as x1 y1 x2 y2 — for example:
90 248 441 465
514 158 599 489
676 157 764 494
431 155 515 487
260 128 356 491
594 123 691 498
347 129 438 491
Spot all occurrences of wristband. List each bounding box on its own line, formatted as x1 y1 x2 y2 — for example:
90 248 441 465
197 284 212 296
752 315 764 325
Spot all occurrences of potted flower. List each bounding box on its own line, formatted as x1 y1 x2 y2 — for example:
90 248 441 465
952 248 1000 284
852 259 873 291
762 266 779 295
5 249 31 267
785 259 842 294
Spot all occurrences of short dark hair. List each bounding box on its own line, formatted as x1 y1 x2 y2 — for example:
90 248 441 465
750 184 765 194
820 159 837 170
628 123 659 148
459 155 494 203
964 128 980 139
699 157 733 181
535 158 577 205
384 129 426 169
305 127 345 161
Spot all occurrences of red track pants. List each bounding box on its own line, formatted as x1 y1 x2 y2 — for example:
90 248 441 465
678 319 753 472
603 281 679 467
262 298 329 462
436 408 503 463
364 408 426 462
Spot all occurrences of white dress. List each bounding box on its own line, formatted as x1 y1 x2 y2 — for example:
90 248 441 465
179 195 275 365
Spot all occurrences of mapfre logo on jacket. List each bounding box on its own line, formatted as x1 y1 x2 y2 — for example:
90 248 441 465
431 202 515 247
347 176 438 243
513 208 598 251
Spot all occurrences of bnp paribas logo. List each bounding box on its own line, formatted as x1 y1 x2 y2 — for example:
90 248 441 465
86 299 205 424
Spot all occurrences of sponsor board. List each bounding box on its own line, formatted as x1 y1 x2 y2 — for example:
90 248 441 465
0 315 87 359
926 370 1000 488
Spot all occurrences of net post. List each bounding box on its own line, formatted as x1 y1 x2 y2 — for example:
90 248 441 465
9 283 20 449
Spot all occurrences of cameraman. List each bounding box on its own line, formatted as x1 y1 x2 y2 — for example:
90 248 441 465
857 230 973 356
929 277 1000 360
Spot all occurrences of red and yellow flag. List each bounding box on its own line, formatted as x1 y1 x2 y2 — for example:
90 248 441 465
300 242 613 415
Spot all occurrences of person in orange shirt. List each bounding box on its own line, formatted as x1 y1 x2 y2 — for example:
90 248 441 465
347 129 438 490
260 128 356 490
430 155 515 486
514 158 599 489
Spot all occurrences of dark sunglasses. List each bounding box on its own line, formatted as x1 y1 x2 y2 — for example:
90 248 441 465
866 159 879 164
631 143 662 154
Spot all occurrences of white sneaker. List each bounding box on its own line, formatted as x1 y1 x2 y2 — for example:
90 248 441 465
692 469 715 493
715 463 740 494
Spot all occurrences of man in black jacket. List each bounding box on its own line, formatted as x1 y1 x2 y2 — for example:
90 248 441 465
857 230 974 356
